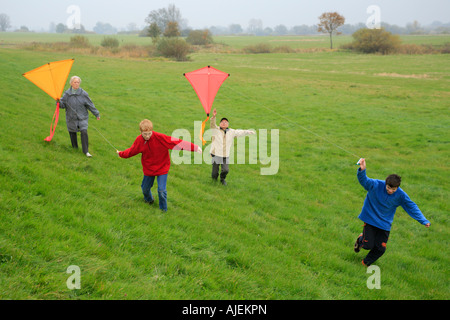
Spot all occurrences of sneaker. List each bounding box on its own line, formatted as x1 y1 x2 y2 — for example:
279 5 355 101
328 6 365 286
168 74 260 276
145 199 154 205
354 233 363 253
86 152 92 157
220 179 227 186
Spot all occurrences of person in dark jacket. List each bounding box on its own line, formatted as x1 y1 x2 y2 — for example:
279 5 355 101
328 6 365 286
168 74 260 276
354 158 430 266
59 76 100 157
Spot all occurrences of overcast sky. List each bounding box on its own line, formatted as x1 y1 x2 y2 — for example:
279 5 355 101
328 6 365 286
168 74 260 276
2 0 449 31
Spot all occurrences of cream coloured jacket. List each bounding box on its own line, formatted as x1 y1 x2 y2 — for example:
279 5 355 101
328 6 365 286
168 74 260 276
210 114 255 157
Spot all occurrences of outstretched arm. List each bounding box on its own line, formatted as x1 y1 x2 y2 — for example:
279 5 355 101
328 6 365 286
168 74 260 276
233 129 256 138
401 193 431 228
157 133 201 153
117 136 142 158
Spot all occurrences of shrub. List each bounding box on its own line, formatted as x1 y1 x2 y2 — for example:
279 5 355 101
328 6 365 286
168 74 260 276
347 28 401 54
243 43 272 54
186 29 214 45
120 44 155 58
156 38 190 61
69 35 90 48
101 36 119 49
272 45 295 53
440 43 450 54
396 44 435 54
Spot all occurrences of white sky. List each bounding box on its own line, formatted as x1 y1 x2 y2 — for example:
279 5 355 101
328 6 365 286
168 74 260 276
2 0 449 31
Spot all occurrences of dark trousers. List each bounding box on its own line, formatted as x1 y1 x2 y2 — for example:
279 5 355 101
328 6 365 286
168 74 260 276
211 154 229 181
69 130 89 154
360 223 390 266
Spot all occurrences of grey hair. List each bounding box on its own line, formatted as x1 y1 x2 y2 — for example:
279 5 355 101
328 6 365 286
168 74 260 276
70 76 81 84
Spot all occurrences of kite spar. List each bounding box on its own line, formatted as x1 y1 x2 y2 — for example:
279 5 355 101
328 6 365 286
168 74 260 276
23 59 75 141
184 66 230 145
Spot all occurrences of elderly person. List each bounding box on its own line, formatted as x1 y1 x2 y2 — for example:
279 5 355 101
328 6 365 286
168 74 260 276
59 76 100 157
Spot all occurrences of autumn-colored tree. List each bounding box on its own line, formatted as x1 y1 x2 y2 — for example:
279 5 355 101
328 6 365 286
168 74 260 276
164 21 180 37
317 12 345 49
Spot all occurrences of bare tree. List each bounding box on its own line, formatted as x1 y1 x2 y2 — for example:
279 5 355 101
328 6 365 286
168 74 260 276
247 19 263 35
317 12 345 49
0 13 11 31
145 4 186 33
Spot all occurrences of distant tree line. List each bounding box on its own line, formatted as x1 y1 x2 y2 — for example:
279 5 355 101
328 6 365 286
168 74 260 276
1 9 449 35
208 21 450 36
15 4 450 62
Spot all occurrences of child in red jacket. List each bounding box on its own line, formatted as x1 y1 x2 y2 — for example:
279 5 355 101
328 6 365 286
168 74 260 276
117 119 202 211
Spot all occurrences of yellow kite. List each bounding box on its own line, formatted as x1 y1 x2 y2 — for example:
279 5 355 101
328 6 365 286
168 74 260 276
23 59 75 141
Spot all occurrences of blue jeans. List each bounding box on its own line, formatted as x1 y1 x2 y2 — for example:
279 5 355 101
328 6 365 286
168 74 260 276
141 174 168 211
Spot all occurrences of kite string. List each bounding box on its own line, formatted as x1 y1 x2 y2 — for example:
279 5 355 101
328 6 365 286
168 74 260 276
225 85 360 159
91 125 118 151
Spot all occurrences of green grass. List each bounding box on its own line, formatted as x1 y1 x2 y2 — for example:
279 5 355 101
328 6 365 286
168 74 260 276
0 35 449 300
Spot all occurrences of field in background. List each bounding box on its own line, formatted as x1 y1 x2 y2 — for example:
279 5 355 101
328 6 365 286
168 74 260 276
0 33 449 299
1 32 449 48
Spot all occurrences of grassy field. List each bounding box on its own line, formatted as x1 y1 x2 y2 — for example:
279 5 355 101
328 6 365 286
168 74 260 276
0 34 449 300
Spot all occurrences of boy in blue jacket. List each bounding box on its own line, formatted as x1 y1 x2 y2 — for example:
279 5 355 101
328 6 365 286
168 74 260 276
354 158 430 266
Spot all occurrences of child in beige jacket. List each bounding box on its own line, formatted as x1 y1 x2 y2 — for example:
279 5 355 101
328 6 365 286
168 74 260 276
210 109 255 185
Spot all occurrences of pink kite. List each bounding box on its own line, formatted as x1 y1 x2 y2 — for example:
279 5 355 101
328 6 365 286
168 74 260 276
184 66 230 145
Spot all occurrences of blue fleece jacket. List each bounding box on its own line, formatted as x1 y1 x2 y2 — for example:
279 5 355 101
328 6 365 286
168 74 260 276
357 168 430 231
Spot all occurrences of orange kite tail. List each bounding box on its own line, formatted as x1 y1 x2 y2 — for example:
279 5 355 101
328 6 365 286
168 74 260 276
44 101 60 142
200 114 210 146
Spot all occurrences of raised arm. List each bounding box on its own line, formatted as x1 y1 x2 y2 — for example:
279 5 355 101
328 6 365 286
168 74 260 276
210 108 218 129
357 159 376 191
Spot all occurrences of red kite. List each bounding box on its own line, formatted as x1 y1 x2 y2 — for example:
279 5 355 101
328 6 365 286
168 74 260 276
23 59 75 141
184 66 230 145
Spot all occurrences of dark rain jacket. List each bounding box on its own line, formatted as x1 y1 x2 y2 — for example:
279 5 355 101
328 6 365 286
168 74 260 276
60 88 99 132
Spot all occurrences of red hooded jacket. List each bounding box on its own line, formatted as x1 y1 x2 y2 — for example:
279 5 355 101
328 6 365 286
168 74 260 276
119 131 199 176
